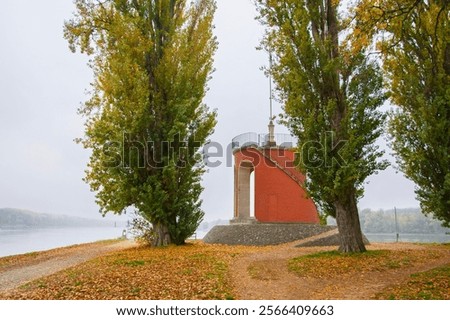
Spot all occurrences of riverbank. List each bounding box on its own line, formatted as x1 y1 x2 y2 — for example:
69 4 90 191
0 240 136 292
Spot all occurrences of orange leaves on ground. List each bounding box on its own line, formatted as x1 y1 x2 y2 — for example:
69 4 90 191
288 249 443 279
375 263 450 300
0 242 257 300
2 242 449 300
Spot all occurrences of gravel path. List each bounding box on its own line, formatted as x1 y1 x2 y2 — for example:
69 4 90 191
0 240 137 293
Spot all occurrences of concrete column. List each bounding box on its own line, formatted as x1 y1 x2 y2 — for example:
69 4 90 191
238 166 251 219
233 165 238 218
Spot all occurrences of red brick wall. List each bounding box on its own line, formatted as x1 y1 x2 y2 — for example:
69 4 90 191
234 147 319 223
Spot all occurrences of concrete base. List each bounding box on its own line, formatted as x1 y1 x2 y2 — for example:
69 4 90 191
229 217 258 225
203 223 336 246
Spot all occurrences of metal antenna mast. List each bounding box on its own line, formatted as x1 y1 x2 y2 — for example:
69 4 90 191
269 52 274 120
267 52 276 147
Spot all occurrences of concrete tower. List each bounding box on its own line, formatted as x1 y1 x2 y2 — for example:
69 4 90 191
231 131 320 224
231 52 319 224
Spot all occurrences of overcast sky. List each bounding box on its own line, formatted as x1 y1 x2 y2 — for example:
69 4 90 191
0 0 419 222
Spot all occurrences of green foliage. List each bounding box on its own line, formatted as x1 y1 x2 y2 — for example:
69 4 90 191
256 0 388 252
64 0 218 245
318 214 328 226
354 1 450 226
129 213 156 244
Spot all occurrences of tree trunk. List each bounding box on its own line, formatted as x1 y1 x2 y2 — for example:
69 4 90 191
152 222 172 247
334 191 366 253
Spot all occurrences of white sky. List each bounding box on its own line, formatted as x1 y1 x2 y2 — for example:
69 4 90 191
0 0 419 222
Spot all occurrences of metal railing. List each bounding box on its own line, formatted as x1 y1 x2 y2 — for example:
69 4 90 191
232 132 297 150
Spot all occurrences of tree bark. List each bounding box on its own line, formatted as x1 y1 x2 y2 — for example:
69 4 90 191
152 222 172 247
334 191 366 253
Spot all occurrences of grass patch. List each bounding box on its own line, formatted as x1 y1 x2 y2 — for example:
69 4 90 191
375 264 450 300
289 250 441 279
36 280 48 289
115 259 146 267
247 266 262 280
247 261 281 281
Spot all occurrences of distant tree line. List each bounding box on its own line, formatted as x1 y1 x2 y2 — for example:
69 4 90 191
0 208 115 229
330 208 450 234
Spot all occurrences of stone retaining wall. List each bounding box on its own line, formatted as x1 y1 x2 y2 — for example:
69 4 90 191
203 223 337 246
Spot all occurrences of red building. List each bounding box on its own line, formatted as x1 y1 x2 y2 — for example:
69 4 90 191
232 130 319 224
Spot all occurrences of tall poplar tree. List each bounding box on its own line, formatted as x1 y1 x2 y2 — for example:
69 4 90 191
354 0 449 226
256 0 388 252
64 0 217 246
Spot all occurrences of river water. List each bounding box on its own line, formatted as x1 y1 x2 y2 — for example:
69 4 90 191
0 227 126 258
365 233 450 244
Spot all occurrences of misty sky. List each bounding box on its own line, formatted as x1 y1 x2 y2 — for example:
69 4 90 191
0 0 419 222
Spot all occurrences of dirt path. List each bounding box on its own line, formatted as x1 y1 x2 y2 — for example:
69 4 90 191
0 240 137 293
230 233 450 300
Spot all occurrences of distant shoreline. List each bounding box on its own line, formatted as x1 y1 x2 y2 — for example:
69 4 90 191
0 225 124 230
0 208 127 229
